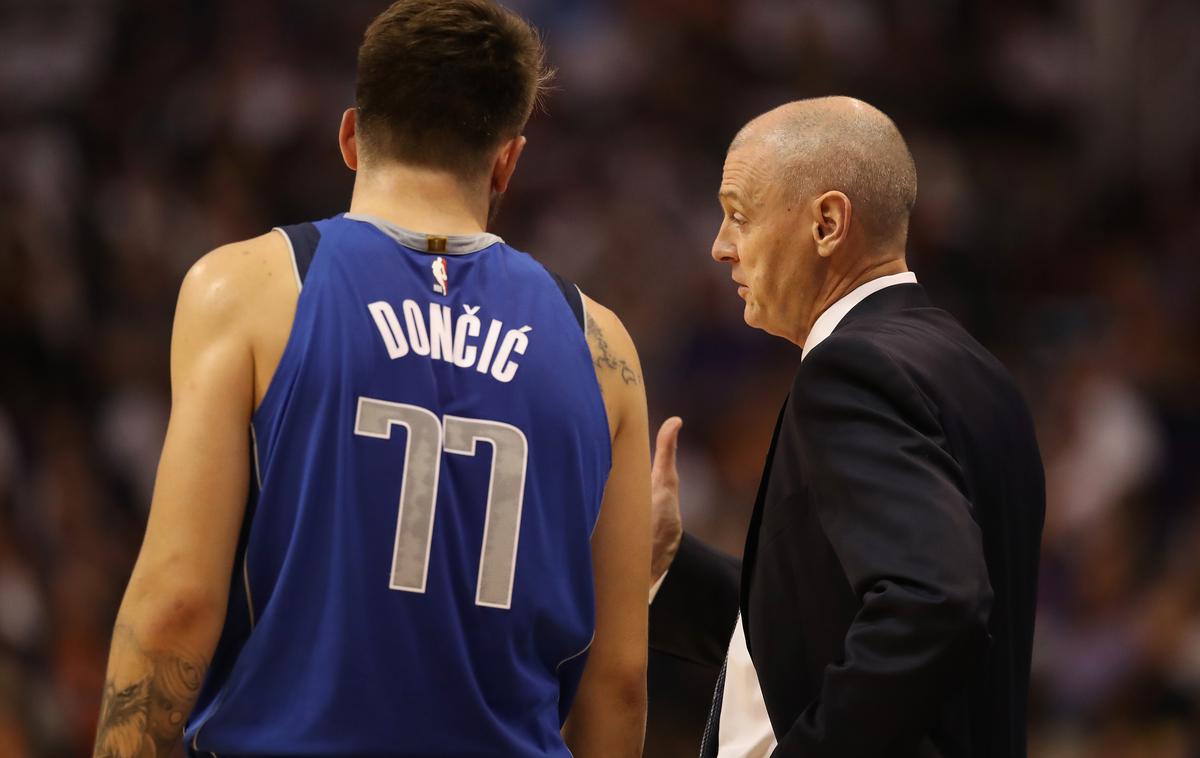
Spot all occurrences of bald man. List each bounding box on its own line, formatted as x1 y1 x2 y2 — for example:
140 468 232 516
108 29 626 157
647 97 1045 758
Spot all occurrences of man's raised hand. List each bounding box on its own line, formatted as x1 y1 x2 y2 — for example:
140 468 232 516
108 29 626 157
651 417 684 585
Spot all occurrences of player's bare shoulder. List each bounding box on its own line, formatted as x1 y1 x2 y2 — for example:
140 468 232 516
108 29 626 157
178 231 298 406
580 293 644 437
180 232 293 318
581 295 642 388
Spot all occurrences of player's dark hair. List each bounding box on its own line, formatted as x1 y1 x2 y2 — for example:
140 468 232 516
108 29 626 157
355 0 551 179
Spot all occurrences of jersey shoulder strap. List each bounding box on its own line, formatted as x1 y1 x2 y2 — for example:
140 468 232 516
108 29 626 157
275 222 322 288
541 265 585 332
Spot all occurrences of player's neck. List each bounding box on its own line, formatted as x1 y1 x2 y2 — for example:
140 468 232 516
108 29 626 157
349 164 490 235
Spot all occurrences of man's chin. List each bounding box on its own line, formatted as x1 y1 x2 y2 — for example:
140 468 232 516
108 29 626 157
742 303 763 331
744 307 796 343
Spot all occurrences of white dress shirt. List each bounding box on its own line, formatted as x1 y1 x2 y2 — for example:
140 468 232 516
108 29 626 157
717 271 918 757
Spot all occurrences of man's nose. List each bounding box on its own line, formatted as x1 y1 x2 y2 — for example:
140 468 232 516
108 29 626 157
711 230 737 263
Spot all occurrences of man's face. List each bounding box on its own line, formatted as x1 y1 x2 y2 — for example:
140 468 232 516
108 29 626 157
712 142 815 344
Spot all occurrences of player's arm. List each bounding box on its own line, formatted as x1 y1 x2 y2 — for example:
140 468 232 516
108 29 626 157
562 296 651 758
93 239 269 757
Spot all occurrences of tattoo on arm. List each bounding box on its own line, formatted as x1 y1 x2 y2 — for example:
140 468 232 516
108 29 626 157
587 313 639 386
93 624 208 758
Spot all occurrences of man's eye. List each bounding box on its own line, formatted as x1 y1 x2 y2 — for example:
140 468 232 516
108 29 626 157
728 211 746 226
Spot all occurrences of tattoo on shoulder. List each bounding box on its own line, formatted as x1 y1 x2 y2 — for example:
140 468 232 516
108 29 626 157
93 624 208 758
587 313 640 386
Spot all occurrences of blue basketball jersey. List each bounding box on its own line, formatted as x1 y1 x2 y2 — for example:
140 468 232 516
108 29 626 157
185 213 611 757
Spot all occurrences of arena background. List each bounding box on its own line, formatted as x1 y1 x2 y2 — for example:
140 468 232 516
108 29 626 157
2 1 1199 756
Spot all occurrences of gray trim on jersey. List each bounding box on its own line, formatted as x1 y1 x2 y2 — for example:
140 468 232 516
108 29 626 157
575 285 588 329
555 630 596 676
273 227 304 291
245 425 262 630
345 212 504 255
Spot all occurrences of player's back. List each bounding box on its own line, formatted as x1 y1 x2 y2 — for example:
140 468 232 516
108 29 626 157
185 213 611 757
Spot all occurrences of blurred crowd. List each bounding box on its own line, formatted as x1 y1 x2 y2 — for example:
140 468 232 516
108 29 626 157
2 0 1199 756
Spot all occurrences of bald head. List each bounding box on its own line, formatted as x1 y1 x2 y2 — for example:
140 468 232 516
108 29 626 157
731 97 918 244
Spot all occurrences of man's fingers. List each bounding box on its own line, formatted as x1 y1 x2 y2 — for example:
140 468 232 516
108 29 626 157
652 417 683 481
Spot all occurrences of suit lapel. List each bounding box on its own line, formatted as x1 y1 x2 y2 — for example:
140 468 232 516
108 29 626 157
738 396 789 650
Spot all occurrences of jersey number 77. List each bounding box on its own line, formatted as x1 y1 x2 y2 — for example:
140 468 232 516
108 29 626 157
353 396 528 609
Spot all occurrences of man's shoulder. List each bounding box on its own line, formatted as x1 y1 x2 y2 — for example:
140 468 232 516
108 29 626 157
184 231 290 295
813 299 996 376
797 326 906 386
797 300 1024 421
177 231 296 343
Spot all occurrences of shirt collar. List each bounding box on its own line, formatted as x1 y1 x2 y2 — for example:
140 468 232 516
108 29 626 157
345 212 504 255
801 271 918 361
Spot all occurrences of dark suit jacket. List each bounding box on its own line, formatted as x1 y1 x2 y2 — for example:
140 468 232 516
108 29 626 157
653 284 1045 758
647 533 742 756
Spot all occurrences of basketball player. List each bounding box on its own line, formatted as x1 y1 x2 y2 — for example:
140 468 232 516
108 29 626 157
91 2 651 756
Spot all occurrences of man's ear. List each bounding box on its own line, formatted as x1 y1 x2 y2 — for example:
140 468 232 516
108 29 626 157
338 108 359 171
491 136 527 194
811 190 851 258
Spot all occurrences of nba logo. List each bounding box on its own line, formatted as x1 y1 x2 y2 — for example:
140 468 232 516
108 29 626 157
432 257 449 296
